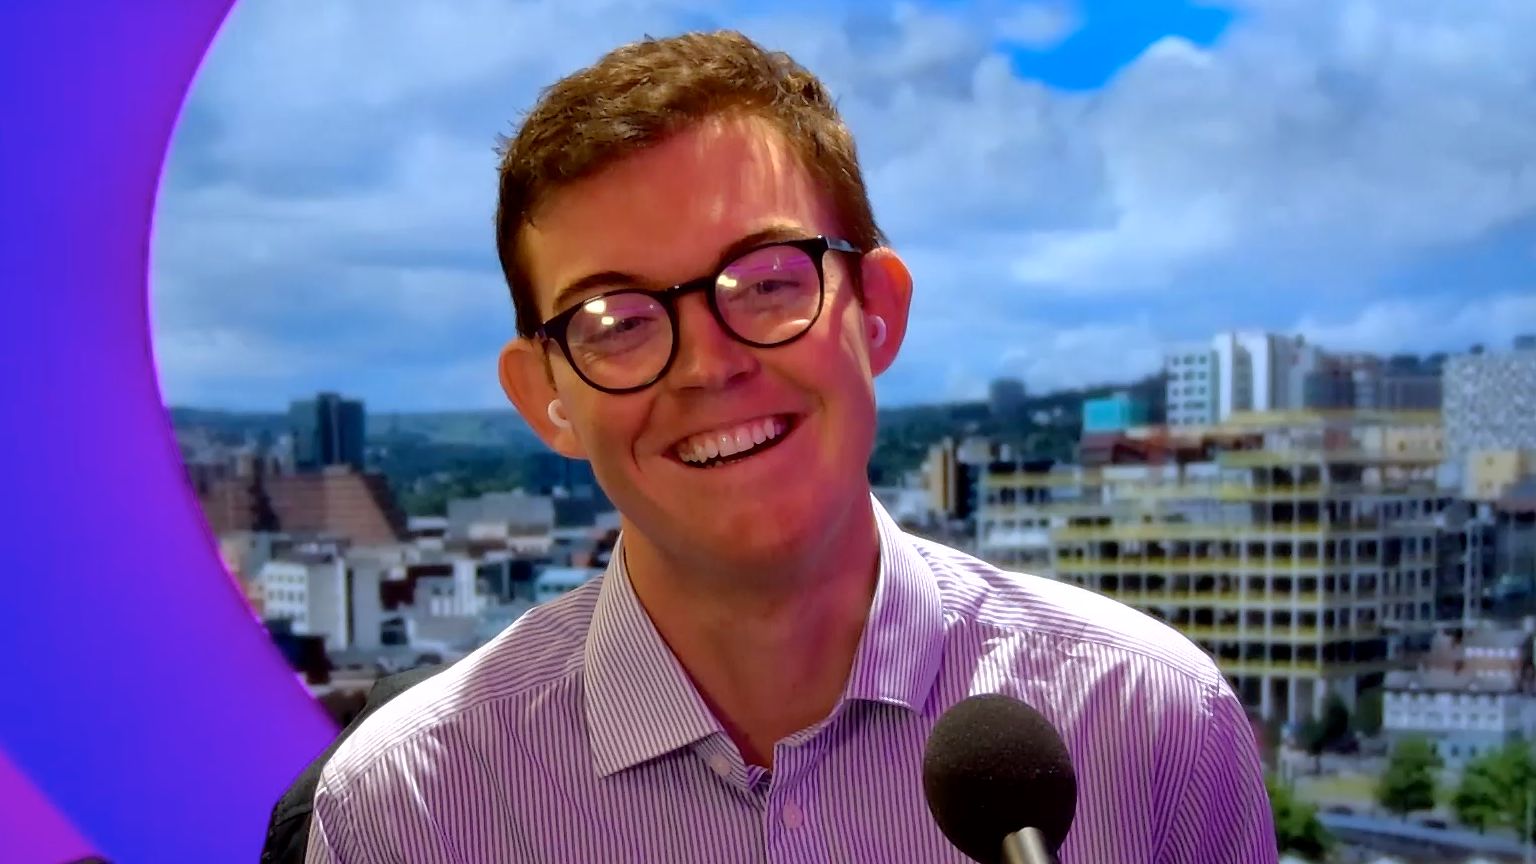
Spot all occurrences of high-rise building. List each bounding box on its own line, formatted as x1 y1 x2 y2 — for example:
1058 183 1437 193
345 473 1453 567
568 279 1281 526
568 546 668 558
1211 332 1262 419
1432 502 1496 624
1492 481 1536 618
1303 352 1442 412
1164 344 1219 426
1211 331 1319 419
290 392 366 472
989 378 1028 422
1304 353 1381 411
1168 331 1319 427
1271 334 1325 414
975 411 1452 725
1378 373 1442 411
1444 343 1536 466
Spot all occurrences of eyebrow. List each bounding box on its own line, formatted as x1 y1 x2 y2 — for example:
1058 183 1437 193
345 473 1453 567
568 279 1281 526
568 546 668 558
547 224 812 316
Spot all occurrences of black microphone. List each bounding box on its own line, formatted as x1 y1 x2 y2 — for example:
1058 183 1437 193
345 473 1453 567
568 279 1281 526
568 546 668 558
922 693 1077 864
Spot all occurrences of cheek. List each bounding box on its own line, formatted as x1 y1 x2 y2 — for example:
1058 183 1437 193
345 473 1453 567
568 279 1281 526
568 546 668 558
825 319 878 387
831 304 874 365
572 395 650 458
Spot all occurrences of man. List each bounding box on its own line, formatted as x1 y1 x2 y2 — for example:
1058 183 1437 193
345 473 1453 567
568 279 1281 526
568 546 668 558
306 31 1276 863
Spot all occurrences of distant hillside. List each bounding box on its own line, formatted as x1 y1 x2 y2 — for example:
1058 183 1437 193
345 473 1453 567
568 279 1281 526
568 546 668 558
166 407 290 443
170 372 1163 458
371 410 537 448
867 373 1166 482
167 405 538 449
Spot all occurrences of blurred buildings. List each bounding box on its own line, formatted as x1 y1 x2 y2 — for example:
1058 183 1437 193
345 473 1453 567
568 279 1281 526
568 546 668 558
176 335 1536 732
989 377 1028 424
927 335 1536 729
1164 331 1450 429
1164 331 1322 426
290 391 366 473
1445 342 1536 498
177 391 620 706
973 410 1452 725
1383 628 1536 769
1083 392 1150 434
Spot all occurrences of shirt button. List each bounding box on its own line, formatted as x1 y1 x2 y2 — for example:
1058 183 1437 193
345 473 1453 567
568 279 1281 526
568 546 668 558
782 800 804 829
708 755 731 778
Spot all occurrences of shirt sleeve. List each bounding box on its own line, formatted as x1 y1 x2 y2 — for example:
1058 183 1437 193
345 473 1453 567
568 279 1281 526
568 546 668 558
305 772 376 864
1158 683 1279 864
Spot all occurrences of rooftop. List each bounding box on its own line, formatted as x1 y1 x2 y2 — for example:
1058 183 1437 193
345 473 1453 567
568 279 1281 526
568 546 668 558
1386 669 1524 694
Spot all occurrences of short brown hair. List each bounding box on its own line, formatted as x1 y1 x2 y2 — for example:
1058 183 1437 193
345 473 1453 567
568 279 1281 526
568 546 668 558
494 30 886 338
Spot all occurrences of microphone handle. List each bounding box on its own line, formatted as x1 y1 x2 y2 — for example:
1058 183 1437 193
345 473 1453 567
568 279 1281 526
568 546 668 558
1001 827 1056 864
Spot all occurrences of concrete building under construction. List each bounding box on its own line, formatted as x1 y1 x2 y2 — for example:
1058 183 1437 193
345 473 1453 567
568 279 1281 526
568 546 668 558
973 411 1460 725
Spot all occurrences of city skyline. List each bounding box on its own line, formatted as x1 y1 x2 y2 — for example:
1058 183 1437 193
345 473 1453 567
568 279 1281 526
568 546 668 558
164 333 1499 417
151 0 1536 412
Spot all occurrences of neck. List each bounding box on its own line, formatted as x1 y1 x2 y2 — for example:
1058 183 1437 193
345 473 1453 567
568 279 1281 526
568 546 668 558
621 498 881 769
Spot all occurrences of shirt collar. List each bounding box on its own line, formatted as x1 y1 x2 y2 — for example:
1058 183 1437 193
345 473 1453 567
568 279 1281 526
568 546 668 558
583 543 721 779
840 495 946 712
581 496 947 777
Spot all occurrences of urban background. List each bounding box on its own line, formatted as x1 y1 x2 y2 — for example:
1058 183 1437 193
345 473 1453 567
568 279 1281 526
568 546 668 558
171 333 1536 862
153 1 1536 861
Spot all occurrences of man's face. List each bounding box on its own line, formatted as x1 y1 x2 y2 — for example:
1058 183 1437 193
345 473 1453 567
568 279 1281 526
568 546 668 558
503 112 909 569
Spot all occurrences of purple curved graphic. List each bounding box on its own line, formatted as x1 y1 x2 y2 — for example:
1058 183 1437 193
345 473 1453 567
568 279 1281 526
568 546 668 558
0 748 97 864
0 3 339 862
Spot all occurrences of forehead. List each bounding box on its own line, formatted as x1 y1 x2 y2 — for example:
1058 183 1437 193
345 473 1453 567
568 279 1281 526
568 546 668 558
520 113 837 314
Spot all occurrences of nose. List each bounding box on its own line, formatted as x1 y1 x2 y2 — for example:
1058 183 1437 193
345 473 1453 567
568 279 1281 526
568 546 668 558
665 294 757 391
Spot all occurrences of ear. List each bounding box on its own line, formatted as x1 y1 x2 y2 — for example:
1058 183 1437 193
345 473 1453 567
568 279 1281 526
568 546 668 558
858 247 914 378
498 338 588 460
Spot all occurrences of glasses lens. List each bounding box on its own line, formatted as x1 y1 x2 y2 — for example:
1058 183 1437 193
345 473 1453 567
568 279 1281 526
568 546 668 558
564 293 672 390
716 245 821 345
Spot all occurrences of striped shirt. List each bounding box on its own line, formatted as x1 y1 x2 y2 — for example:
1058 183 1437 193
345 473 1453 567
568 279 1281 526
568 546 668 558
306 500 1277 863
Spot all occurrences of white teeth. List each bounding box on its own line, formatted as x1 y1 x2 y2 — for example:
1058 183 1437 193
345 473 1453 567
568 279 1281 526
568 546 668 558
676 416 787 464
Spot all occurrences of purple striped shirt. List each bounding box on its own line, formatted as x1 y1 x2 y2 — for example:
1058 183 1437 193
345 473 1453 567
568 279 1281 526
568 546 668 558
306 500 1276 863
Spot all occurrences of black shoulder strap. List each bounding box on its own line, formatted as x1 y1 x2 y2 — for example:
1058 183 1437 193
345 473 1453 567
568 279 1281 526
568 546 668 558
259 664 447 864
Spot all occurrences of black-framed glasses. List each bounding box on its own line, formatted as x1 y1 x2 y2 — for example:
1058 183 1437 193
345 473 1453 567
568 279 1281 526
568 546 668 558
535 235 860 394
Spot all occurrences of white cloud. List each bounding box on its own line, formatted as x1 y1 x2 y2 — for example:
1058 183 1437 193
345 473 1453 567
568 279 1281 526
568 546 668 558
887 303 1165 403
995 1 1078 49
152 327 319 403
152 0 1536 409
996 318 1164 391
1293 291 1536 355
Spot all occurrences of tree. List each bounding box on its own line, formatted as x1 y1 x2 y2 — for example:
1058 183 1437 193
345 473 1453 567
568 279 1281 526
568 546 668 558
1453 743 1536 836
1298 717 1327 774
1319 694 1351 744
1299 694 1353 772
1377 737 1443 819
1267 776 1331 861
1453 753 1505 834
1352 689 1383 737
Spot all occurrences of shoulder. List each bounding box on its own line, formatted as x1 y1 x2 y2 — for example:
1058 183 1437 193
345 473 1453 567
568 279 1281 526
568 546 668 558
908 535 1224 695
316 577 602 797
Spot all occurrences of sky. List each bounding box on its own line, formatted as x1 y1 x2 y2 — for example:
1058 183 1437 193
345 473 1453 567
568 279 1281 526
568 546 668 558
151 0 1536 412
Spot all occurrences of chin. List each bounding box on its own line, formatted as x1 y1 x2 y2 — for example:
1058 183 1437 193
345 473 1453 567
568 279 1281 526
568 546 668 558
693 499 821 559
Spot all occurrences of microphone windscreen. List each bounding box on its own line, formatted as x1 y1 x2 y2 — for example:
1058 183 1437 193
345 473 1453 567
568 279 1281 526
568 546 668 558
921 693 1077 863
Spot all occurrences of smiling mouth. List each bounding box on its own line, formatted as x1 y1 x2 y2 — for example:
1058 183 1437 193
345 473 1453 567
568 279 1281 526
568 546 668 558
673 414 798 469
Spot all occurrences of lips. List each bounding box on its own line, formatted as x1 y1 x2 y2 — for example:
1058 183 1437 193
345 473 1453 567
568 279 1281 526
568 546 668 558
673 414 793 466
